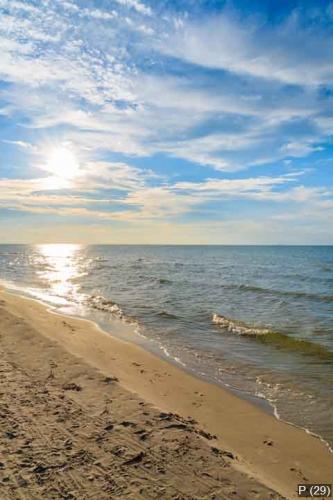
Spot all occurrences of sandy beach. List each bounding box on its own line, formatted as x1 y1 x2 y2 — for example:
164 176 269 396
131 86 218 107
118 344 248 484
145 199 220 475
0 288 332 499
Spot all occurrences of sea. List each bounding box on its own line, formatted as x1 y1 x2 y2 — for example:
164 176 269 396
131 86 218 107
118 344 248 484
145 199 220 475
0 244 332 449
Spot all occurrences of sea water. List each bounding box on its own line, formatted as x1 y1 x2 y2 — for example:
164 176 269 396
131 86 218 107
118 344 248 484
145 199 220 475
0 244 332 448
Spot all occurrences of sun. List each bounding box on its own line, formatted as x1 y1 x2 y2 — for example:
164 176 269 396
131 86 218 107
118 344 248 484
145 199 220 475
44 145 80 179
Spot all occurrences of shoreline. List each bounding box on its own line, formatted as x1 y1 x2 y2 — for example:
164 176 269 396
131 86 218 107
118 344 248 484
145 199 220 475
1 287 332 498
3 281 332 455
1 280 275 414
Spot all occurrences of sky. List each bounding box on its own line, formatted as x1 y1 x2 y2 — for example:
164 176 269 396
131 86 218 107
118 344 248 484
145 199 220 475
0 0 332 244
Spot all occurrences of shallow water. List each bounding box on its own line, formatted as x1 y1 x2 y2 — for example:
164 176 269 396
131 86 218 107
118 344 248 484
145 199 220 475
0 244 332 448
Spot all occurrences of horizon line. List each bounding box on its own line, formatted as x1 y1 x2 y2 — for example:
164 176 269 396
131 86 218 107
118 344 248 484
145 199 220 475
0 243 332 247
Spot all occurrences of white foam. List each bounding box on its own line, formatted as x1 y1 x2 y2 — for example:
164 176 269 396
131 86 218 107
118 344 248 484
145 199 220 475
87 294 138 327
212 313 270 336
255 376 333 454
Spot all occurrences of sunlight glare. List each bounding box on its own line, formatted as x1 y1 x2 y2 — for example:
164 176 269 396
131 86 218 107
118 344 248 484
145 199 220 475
45 145 80 179
35 244 84 306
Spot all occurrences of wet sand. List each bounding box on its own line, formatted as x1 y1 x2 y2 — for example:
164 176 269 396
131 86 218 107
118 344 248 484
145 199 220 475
0 289 332 499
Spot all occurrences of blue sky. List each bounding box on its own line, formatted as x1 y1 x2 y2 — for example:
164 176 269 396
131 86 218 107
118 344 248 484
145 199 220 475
0 0 332 243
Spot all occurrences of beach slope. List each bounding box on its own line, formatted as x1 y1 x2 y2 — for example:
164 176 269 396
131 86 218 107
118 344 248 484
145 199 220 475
0 289 332 499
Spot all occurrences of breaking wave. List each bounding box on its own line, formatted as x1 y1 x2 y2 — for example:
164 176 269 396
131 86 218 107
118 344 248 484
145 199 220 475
87 295 137 325
212 313 270 336
212 314 333 361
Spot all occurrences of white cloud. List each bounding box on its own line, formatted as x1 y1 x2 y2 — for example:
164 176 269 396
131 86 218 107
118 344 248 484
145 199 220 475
113 0 152 16
0 0 331 244
160 10 333 86
0 0 331 173
0 160 157 217
2 139 35 150
0 162 331 244
80 8 117 21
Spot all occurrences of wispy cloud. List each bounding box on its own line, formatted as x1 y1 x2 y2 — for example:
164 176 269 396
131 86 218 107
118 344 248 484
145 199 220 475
1 165 330 228
113 0 152 16
2 139 34 150
160 8 333 86
0 0 331 242
0 0 331 169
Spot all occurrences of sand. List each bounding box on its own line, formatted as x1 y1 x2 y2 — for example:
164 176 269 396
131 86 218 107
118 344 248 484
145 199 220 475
0 289 332 499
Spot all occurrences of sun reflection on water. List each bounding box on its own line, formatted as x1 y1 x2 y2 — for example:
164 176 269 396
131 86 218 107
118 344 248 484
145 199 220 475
34 244 85 309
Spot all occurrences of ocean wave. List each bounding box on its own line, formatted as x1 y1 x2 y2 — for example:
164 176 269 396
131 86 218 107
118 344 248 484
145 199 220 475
92 264 114 271
157 310 179 319
87 295 136 324
212 314 270 336
158 278 172 285
212 314 333 361
225 284 333 303
255 376 333 453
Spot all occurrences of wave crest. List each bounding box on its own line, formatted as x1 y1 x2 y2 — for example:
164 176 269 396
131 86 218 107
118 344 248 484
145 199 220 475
212 314 333 361
87 295 137 325
212 313 269 336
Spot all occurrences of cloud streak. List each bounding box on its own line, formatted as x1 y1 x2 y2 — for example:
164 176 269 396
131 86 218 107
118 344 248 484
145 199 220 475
161 8 333 86
0 0 331 242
